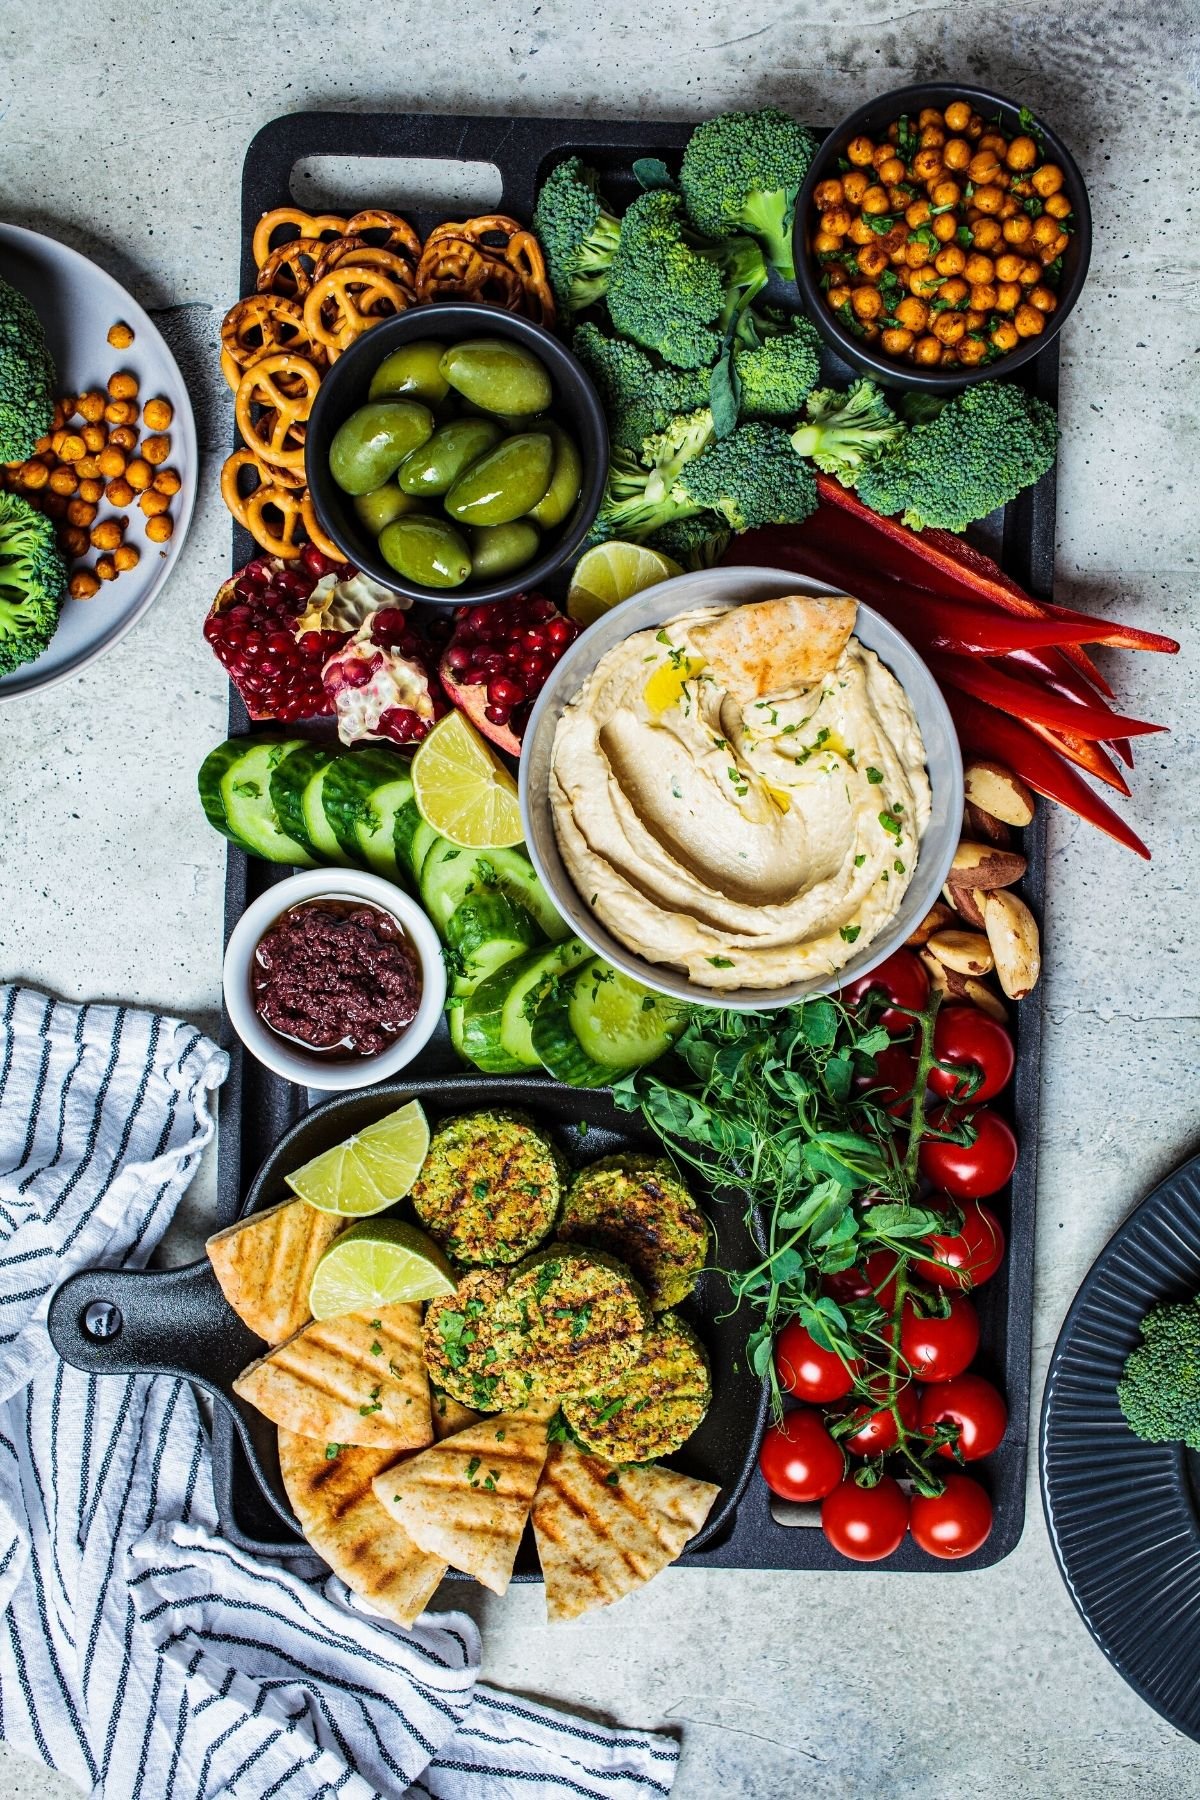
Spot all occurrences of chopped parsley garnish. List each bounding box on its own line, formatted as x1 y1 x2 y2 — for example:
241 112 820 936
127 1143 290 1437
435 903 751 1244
358 1385 382 1417
840 925 861 944
370 1340 382 1356
708 955 735 968
854 853 866 868
324 1443 342 1460
866 767 883 784
466 1456 482 1484
879 809 904 842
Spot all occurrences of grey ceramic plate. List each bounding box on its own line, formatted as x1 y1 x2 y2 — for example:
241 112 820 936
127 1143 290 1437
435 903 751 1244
519 566 964 1011
0 222 197 699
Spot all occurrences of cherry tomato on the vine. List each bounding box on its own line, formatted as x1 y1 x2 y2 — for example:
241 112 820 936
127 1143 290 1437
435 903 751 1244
928 1005 1015 1105
910 1474 994 1558
899 1293 980 1382
775 1320 863 1404
918 1373 1008 1461
919 1106 1017 1198
857 1043 918 1116
821 1474 910 1561
842 949 929 1037
915 1198 1006 1291
758 1408 846 1502
836 1377 919 1456
821 1250 904 1313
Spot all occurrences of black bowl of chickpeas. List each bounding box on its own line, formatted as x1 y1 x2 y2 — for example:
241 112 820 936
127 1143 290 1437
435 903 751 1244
793 83 1091 388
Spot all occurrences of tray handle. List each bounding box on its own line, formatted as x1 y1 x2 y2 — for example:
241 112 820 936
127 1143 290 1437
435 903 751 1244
47 1260 263 1390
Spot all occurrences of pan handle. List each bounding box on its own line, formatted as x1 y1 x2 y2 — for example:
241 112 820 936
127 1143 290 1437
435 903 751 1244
47 1260 264 1393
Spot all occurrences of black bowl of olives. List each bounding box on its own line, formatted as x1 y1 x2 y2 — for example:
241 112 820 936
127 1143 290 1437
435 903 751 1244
306 304 609 604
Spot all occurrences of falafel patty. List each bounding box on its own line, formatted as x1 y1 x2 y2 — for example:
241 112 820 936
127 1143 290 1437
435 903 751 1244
411 1109 564 1265
563 1311 712 1462
486 1246 651 1409
421 1269 508 1412
558 1154 709 1311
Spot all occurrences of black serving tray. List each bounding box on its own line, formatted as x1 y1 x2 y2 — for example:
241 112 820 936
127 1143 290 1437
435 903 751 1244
67 110 1050 1574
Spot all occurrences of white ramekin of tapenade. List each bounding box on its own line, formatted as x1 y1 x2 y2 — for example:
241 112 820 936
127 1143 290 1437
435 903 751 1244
222 869 446 1091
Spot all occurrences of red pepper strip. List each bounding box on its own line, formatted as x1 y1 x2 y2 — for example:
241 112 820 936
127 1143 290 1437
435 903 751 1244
1113 739 1135 769
1003 646 1131 757
729 531 1117 654
928 652 1165 741
1024 723 1131 795
806 481 1180 655
944 690 1149 857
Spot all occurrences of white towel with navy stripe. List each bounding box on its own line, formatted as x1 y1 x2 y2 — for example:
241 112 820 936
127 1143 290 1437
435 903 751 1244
0 985 679 1799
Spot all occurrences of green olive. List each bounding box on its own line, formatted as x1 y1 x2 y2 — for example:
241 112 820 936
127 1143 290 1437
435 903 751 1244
439 337 553 416
352 482 424 533
329 401 435 495
378 516 473 589
368 340 451 406
468 520 541 579
444 432 555 527
527 423 583 529
396 418 504 497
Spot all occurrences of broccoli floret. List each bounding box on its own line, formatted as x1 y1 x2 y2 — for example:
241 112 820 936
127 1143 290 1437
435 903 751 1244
854 381 1059 532
648 513 731 569
606 189 767 369
734 310 822 419
1117 1298 1200 1449
679 107 818 282
0 278 56 465
572 322 710 454
591 417 814 543
0 492 66 674
789 380 904 482
533 157 622 314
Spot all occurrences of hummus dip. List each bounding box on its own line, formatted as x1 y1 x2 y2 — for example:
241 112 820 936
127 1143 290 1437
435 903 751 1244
549 595 931 991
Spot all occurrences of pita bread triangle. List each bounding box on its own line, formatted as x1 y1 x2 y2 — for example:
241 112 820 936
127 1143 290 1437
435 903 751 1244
278 1429 446 1628
531 1442 719 1621
430 1388 481 1441
371 1408 550 1595
690 594 858 699
233 1304 432 1449
207 1196 342 1344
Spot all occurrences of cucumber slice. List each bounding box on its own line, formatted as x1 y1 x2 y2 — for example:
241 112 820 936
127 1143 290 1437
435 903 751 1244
420 839 565 941
269 743 338 860
393 796 423 879
446 890 539 967
530 969 615 1089
531 958 687 1088
198 741 254 851
322 748 411 862
406 819 442 883
215 739 314 865
461 937 591 1074
301 756 356 864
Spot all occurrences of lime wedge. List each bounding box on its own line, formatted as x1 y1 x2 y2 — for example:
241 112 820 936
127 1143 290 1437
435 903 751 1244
285 1100 431 1217
308 1218 456 1318
567 542 682 627
410 711 523 849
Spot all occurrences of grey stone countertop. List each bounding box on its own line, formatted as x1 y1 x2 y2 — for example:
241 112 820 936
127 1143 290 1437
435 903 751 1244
0 2 1197 1794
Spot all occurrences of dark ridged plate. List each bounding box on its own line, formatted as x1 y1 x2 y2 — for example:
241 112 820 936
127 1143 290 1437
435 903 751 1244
1040 1150 1200 1738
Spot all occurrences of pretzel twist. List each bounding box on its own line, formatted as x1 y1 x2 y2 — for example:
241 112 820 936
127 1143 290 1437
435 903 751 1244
302 266 411 355
234 354 322 470
252 207 348 270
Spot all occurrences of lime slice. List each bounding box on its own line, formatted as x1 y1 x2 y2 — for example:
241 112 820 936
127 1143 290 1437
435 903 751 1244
286 1100 431 1217
410 711 523 849
308 1218 456 1318
567 542 682 627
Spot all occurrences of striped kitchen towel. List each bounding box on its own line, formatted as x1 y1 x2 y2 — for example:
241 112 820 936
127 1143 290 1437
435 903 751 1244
0 985 679 1799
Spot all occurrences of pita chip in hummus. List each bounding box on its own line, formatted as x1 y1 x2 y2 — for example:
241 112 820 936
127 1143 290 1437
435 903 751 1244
689 593 858 699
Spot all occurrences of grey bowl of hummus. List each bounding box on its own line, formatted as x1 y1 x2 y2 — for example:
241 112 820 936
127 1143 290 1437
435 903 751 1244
519 566 963 1011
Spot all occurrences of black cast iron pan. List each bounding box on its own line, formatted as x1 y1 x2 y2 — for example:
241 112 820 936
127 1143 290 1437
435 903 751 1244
48 1074 769 1580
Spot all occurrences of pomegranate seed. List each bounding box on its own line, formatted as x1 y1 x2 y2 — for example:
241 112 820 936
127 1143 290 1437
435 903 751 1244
546 617 575 648
528 596 558 621
445 644 474 674
485 703 511 726
488 676 526 707
519 652 549 681
466 604 500 635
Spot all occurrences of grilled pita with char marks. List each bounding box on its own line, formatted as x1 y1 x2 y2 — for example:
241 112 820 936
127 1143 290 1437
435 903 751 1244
372 1408 550 1595
277 1430 445 1627
689 594 859 700
429 1388 481 1441
206 1197 342 1344
233 1304 432 1449
530 1442 719 1621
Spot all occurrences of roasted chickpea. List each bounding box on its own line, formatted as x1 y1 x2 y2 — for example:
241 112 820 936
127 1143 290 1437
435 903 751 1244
78 478 103 504
104 399 139 427
848 215 875 246
145 513 174 544
97 446 126 479
18 460 49 490
109 426 138 452
1045 191 1072 219
89 517 125 552
823 263 850 287
106 478 135 506
904 238 932 269
107 371 138 400
48 466 77 496
978 131 1009 158
1031 214 1060 248
1005 134 1038 171
68 570 101 600
78 390 106 424
66 498 97 528
930 179 961 210
1018 257 1041 285
847 135 875 166
940 138 970 174
965 113 984 140
971 218 1003 251
827 286 853 311
991 319 1020 352
140 486 171 516
74 455 102 480
877 155 906 184
1050 229 1070 256
143 397 174 433
107 321 134 350
850 285 883 321
973 185 1005 215
917 107 942 129
881 326 915 355
939 277 970 306
1002 213 1033 246
918 125 946 150
856 243 890 279
1029 284 1059 313
895 295 929 331
843 170 870 205
905 198 932 228
910 266 943 299
81 423 107 453
95 555 118 581
126 458 154 491
912 148 944 183
1014 302 1046 337
821 206 854 236
995 281 1021 312
913 334 942 365
813 230 844 255
968 150 1002 185
998 197 1020 220
934 244 966 276
814 178 846 210
956 335 988 366
931 311 966 346
930 213 957 243
113 544 140 573
152 467 182 497
944 100 971 132
861 185 890 215
871 142 893 170
58 433 86 463
964 309 987 332
963 251 995 285
1031 162 1064 196
886 184 912 212
969 283 998 312
994 252 1024 284
62 527 90 558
